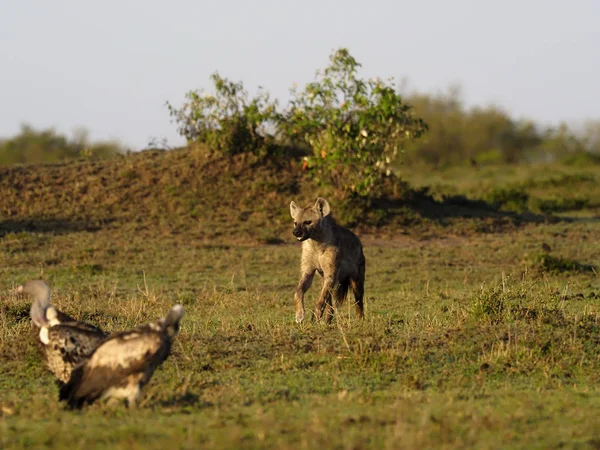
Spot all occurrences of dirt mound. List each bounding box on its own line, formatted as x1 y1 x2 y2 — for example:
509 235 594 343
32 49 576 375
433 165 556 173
0 146 538 243
0 147 324 242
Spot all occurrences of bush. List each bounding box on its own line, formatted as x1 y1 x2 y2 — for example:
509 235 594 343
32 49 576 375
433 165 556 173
167 73 279 156
280 48 428 197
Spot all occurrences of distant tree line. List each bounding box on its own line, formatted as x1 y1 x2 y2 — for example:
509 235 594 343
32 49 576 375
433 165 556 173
402 87 600 167
0 124 125 166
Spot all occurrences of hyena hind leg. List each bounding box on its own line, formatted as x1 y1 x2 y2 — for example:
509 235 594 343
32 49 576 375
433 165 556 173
350 276 365 319
325 281 350 324
334 281 350 307
312 296 332 323
313 278 335 323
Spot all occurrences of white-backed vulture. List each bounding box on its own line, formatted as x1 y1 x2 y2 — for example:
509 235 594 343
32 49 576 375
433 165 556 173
59 304 184 409
18 279 108 385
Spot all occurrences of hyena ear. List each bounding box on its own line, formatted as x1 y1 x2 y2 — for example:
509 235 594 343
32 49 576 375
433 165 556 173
314 197 331 217
290 201 300 219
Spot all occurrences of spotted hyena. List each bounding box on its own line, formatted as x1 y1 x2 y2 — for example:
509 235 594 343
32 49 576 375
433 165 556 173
289 197 366 323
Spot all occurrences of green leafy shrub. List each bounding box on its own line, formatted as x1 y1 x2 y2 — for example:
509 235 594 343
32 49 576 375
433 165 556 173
167 73 278 156
280 48 427 197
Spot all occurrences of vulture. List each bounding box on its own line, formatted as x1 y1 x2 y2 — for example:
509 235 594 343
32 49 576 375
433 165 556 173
18 279 108 385
59 304 184 409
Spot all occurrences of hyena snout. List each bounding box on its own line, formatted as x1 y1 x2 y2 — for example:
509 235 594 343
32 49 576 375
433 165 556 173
292 225 310 241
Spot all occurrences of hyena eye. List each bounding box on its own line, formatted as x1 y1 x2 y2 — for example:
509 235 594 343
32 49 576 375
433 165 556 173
303 220 312 225
294 222 297 226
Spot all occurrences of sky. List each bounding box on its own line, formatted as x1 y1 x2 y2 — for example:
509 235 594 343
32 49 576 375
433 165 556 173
1 0 599 150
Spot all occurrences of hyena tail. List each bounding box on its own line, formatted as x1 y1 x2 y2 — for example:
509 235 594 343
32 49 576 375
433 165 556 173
334 280 351 306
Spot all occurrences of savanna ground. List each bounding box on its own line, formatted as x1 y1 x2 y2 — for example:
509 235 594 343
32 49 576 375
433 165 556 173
1 148 599 449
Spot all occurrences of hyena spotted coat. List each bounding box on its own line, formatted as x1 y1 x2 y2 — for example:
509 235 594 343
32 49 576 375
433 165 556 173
290 197 366 323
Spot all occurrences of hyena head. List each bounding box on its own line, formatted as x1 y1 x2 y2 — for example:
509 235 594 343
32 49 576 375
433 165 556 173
289 197 331 241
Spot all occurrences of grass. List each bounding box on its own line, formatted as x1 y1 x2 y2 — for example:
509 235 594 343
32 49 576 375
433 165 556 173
403 163 600 218
1 148 600 449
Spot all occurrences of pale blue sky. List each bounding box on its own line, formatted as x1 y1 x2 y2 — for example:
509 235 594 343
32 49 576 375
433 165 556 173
1 0 599 149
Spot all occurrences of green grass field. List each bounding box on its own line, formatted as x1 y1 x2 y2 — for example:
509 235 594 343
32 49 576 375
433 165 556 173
1 151 599 449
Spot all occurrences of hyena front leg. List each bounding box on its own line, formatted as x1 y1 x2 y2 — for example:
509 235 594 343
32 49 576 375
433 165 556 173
314 276 335 323
295 271 315 323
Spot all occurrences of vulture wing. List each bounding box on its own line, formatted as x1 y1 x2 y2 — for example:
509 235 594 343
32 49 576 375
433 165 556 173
60 328 168 408
44 322 108 384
